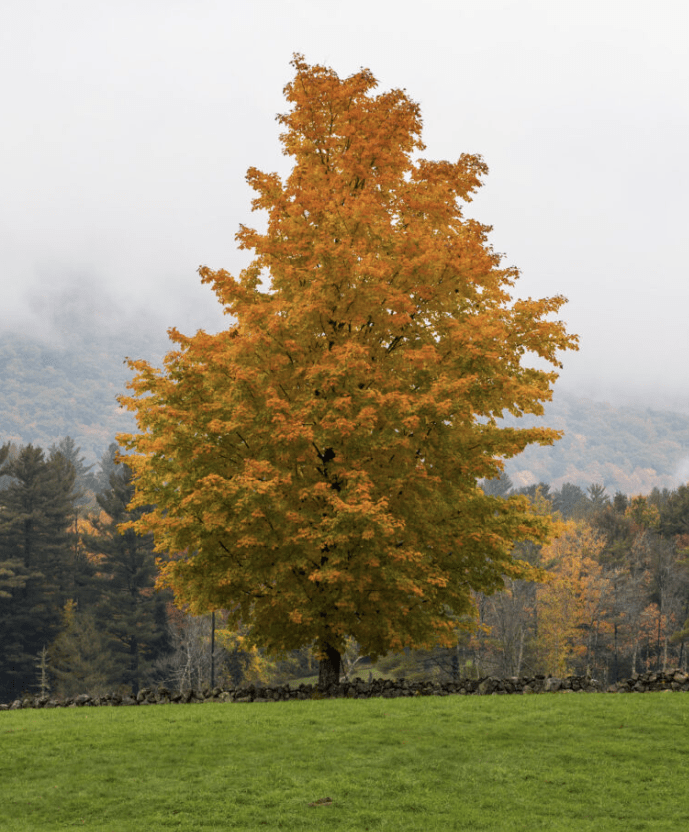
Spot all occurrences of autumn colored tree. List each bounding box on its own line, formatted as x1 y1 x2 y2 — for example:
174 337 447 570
119 56 577 687
626 495 661 531
534 521 609 677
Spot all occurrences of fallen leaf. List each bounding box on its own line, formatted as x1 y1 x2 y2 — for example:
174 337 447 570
308 797 333 807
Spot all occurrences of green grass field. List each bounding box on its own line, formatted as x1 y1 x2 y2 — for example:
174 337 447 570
1 693 688 831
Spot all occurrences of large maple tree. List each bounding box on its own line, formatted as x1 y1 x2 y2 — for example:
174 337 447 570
119 56 578 686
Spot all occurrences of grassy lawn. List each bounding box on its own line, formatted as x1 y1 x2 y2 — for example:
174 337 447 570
1 693 688 831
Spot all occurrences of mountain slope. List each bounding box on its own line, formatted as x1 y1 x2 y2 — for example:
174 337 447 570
502 394 689 494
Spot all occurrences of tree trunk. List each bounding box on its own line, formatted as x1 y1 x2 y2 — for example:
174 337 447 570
318 642 341 689
130 637 139 696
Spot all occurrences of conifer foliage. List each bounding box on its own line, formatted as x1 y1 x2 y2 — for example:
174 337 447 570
119 56 578 686
49 600 119 699
0 444 78 700
82 453 171 695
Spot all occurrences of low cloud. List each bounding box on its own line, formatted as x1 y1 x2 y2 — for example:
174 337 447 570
675 458 689 488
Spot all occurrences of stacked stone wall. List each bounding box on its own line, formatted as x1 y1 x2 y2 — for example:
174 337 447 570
2 669 688 710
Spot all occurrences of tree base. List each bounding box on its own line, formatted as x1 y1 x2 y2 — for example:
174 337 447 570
318 643 341 689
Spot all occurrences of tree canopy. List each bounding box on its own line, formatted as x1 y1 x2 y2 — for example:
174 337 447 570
119 55 578 685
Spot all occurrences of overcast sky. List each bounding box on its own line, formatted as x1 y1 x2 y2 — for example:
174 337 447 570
2 0 688 412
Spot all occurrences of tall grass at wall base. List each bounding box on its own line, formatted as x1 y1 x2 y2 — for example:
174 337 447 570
1 693 688 831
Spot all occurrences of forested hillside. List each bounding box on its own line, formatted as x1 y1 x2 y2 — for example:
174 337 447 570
2 328 688 495
502 395 689 495
0 327 167 464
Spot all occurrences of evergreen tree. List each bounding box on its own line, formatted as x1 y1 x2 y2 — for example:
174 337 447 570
93 442 120 495
49 600 120 698
590 503 636 565
648 487 672 512
481 471 514 498
587 482 610 512
83 451 171 695
48 436 95 505
0 444 78 700
47 443 97 608
0 441 14 491
551 482 587 520
659 484 689 537
612 491 629 514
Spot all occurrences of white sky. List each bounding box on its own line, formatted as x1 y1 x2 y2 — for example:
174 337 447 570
2 0 688 411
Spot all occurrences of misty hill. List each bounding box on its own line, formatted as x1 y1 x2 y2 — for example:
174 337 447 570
501 395 689 495
2 327 688 495
0 323 168 464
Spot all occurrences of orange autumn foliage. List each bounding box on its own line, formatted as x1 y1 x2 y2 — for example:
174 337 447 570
118 56 577 670
535 522 610 676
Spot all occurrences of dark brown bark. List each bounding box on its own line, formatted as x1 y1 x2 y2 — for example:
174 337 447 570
318 642 341 689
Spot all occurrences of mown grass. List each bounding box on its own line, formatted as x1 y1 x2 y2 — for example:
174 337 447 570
1 693 688 831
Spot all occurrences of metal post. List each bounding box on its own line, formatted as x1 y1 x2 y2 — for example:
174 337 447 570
210 611 215 690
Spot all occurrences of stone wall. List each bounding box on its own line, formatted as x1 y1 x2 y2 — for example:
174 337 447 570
2 669 687 710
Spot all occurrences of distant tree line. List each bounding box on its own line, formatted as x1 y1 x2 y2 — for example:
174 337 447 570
2 441 688 700
0 439 171 701
394 474 689 684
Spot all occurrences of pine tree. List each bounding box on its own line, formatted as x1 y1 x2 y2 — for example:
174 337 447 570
49 436 95 506
481 471 515 498
83 452 171 694
0 444 78 701
552 483 588 520
93 442 120 494
49 600 119 698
